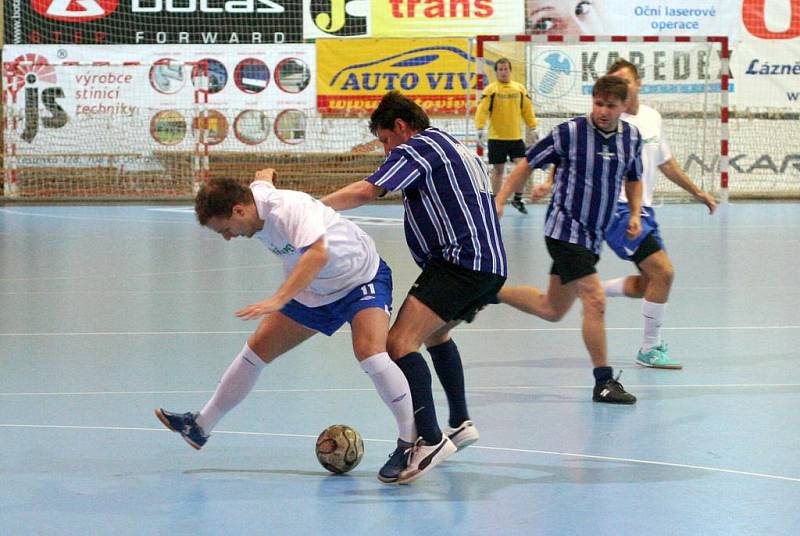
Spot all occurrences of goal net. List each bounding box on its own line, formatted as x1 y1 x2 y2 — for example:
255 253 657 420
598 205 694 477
1 46 383 200
475 35 752 202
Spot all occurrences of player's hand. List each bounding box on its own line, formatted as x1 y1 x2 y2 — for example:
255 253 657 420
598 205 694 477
530 182 550 201
476 129 487 149
495 198 505 218
695 191 717 215
525 128 539 146
254 168 277 182
235 296 286 320
626 216 642 239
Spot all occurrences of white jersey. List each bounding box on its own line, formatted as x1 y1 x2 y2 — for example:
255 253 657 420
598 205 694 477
618 104 672 207
250 181 380 307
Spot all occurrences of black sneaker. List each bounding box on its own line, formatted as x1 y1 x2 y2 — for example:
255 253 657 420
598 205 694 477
378 438 414 483
155 408 209 449
592 372 637 404
510 198 528 214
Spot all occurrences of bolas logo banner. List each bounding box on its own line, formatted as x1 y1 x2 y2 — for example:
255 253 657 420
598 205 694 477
316 37 482 115
4 0 304 44
31 0 120 22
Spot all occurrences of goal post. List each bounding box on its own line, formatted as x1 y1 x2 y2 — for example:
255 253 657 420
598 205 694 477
475 34 731 203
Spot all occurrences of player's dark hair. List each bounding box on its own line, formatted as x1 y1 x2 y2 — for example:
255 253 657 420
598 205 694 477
607 59 640 80
592 75 629 102
369 90 430 135
494 58 512 72
194 178 254 225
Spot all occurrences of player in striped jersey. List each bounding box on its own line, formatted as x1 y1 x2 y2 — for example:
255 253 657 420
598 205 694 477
602 59 717 369
495 75 643 404
322 91 507 483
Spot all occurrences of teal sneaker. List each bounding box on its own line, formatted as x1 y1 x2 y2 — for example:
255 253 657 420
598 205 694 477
636 343 682 369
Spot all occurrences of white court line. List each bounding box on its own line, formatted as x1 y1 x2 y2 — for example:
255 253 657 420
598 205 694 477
0 263 281 283
1 383 799 397
4 206 798 230
341 215 403 226
1 207 403 226
1 325 798 337
0 423 797 483
0 207 193 225
148 208 194 213
0 289 260 296
3 285 798 295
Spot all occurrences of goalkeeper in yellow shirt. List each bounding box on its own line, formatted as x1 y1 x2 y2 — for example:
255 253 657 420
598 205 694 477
475 58 538 214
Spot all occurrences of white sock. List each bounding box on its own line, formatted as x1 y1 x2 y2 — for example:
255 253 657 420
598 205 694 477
642 300 666 352
360 352 417 443
603 277 627 298
196 343 266 433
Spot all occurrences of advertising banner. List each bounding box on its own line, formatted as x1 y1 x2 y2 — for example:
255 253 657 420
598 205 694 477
371 0 523 37
527 41 727 112
736 0 800 110
4 0 304 44
522 0 739 38
316 37 480 115
3 44 316 150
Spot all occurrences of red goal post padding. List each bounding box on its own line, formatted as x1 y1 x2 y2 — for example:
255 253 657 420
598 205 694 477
474 34 730 203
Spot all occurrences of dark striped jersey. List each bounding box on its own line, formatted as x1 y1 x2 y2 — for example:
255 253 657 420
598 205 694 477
526 115 642 254
366 127 507 276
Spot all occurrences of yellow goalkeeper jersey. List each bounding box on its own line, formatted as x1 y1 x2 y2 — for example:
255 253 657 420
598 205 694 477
475 80 538 141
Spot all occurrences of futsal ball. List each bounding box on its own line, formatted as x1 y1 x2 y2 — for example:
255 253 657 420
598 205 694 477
315 424 364 474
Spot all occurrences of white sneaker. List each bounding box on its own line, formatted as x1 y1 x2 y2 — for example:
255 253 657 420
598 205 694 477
397 435 457 484
443 420 479 450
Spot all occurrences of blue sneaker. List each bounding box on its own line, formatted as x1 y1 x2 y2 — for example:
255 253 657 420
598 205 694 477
636 343 682 369
378 438 414 483
155 408 209 450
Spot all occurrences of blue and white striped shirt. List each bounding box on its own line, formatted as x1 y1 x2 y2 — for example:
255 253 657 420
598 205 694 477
526 115 642 254
366 127 507 276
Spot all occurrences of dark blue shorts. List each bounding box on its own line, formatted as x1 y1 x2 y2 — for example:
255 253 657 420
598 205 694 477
280 259 392 336
605 204 665 262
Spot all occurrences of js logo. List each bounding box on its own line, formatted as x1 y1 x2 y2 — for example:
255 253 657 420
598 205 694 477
309 0 367 36
5 55 68 143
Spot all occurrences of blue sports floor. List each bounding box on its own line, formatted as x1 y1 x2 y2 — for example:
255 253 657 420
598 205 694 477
1 201 799 535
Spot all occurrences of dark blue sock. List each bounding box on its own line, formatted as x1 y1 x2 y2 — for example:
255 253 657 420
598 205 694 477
395 352 442 444
428 339 469 428
593 366 613 384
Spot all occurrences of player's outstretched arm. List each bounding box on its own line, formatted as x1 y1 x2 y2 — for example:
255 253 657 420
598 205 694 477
495 159 531 214
659 157 717 214
321 180 384 211
235 237 329 320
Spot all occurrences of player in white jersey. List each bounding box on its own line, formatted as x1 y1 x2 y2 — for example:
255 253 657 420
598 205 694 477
603 59 717 368
155 170 419 484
